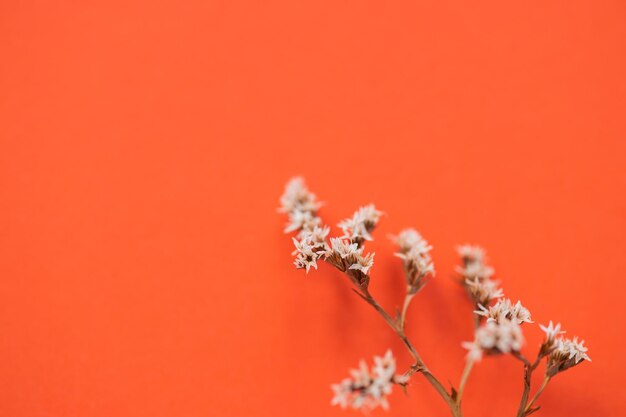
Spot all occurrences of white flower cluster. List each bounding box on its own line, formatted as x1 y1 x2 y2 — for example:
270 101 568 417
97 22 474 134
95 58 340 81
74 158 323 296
281 180 377 283
291 226 330 273
475 298 533 324
456 245 503 307
338 204 382 244
463 319 524 361
280 178 331 274
458 247 534 362
393 228 435 292
539 321 565 346
324 237 375 282
546 337 591 376
539 322 591 376
331 350 408 412
280 177 322 234
464 277 503 306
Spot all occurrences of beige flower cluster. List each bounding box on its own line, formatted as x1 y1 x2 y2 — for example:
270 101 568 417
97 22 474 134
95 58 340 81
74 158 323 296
538 321 591 377
331 350 408 411
475 298 533 325
456 245 502 306
393 229 434 294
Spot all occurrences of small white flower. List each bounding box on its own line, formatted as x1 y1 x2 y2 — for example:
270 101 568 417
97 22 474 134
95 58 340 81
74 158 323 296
338 204 383 242
279 177 321 214
539 321 565 345
395 246 435 276
284 209 321 234
555 337 591 363
301 225 330 251
475 299 533 324
465 277 504 305
457 244 486 263
328 237 362 259
291 237 320 273
464 319 524 360
456 244 494 280
394 229 430 254
331 379 353 409
393 228 435 289
349 252 375 275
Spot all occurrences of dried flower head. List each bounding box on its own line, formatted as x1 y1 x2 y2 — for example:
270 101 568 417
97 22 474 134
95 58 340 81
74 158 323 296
463 319 524 361
465 277 504 306
349 252 375 275
331 350 408 412
290 226 331 273
280 178 323 234
475 299 533 325
303 225 331 251
456 244 494 281
395 229 429 253
546 337 591 377
338 204 382 244
540 321 565 346
327 237 361 260
324 237 374 287
393 228 435 293
291 237 320 273
284 208 321 234
279 177 321 214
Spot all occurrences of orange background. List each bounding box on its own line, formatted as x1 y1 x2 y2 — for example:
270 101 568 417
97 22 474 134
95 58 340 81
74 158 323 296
1 1 625 416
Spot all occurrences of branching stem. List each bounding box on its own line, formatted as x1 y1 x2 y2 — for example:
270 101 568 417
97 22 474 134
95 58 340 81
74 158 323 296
525 375 551 413
355 287 462 417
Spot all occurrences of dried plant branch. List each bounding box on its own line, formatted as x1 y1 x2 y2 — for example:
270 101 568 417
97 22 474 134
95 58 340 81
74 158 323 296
279 177 590 416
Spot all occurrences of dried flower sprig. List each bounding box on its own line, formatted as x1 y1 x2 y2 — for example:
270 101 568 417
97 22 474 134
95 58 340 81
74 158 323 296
279 178 590 417
391 228 435 328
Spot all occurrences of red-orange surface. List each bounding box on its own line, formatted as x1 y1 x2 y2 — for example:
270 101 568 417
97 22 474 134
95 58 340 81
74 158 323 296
1 1 625 416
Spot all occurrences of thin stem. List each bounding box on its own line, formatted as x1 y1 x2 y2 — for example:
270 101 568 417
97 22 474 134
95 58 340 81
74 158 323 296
456 358 474 405
399 290 416 330
512 351 532 367
525 376 551 413
516 362 533 417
